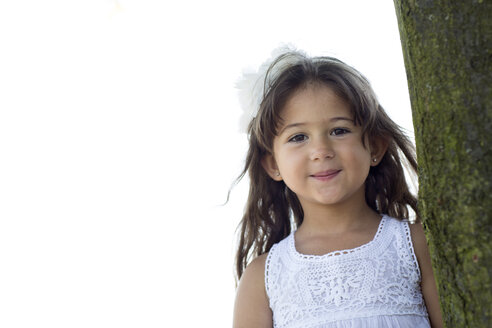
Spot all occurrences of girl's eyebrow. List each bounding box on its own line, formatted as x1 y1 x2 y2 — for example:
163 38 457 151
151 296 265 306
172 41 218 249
280 122 306 134
330 116 354 123
280 117 353 134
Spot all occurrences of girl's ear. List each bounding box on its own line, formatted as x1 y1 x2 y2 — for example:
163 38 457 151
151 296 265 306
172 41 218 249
370 137 389 166
261 154 283 181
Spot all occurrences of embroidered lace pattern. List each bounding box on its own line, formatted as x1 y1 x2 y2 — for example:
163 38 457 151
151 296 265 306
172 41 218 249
265 216 429 327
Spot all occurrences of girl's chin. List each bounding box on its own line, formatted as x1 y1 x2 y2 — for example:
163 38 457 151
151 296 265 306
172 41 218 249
299 196 345 208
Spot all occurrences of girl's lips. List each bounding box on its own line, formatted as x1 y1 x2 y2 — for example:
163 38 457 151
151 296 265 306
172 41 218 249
311 170 341 180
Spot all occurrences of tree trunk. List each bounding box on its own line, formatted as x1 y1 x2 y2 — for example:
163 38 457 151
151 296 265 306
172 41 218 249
393 1 491 327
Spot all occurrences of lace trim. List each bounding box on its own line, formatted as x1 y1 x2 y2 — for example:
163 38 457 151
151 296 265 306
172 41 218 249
264 243 277 299
289 215 388 261
403 221 422 279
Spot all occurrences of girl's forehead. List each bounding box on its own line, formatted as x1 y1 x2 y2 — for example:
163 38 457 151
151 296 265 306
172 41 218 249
280 84 353 123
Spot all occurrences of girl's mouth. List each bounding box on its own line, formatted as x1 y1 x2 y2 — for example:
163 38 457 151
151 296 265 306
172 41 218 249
310 170 341 181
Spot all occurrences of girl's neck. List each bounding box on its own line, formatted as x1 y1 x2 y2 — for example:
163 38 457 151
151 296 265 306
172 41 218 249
297 200 380 237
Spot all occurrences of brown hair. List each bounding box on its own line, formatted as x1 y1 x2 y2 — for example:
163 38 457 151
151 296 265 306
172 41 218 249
233 50 418 281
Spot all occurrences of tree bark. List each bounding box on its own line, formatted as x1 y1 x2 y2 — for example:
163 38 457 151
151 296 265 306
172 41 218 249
393 1 491 327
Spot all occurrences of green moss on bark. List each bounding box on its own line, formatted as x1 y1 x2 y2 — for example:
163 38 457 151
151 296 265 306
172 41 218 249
393 1 492 327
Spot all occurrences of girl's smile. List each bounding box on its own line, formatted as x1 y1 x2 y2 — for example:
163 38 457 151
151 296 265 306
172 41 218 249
310 169 342 181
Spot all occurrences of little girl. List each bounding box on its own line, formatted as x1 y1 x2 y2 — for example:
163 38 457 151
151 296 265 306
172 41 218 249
232 47 443 327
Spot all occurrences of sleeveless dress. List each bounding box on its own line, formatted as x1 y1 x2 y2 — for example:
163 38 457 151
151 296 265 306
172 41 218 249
265 215 430 327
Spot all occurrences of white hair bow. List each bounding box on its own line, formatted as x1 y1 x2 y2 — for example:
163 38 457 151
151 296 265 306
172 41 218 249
235 44 305 133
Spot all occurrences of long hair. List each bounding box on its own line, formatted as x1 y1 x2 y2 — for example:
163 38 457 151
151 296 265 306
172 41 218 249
234 50 418 281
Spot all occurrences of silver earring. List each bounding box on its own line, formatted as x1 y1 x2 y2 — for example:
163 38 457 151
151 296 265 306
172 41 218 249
275 171 281 177
372 158 377 163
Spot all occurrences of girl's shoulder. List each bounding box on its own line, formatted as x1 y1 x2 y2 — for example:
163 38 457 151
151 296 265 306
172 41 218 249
233 253 273 327
407 220 427 249
236 253 269 300
242 253 269 279
407 220 444 327
407 220 430 270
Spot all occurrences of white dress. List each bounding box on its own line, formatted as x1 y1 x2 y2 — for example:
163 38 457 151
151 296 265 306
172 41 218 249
265 215 431 328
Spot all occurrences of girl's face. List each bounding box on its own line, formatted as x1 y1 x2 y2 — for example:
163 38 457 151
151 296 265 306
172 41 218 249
262 83 385 212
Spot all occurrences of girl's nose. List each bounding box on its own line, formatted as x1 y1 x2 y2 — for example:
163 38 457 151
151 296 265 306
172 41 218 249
309 138 335 161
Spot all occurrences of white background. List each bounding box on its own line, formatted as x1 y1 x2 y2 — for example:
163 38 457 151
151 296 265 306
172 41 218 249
0 0 413 326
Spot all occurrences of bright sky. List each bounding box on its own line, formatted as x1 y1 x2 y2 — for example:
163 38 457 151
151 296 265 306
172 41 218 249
0 0 413 326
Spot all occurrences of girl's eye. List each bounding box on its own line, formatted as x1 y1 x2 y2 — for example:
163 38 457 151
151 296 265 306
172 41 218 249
330 128 350 136
288 134 308 143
